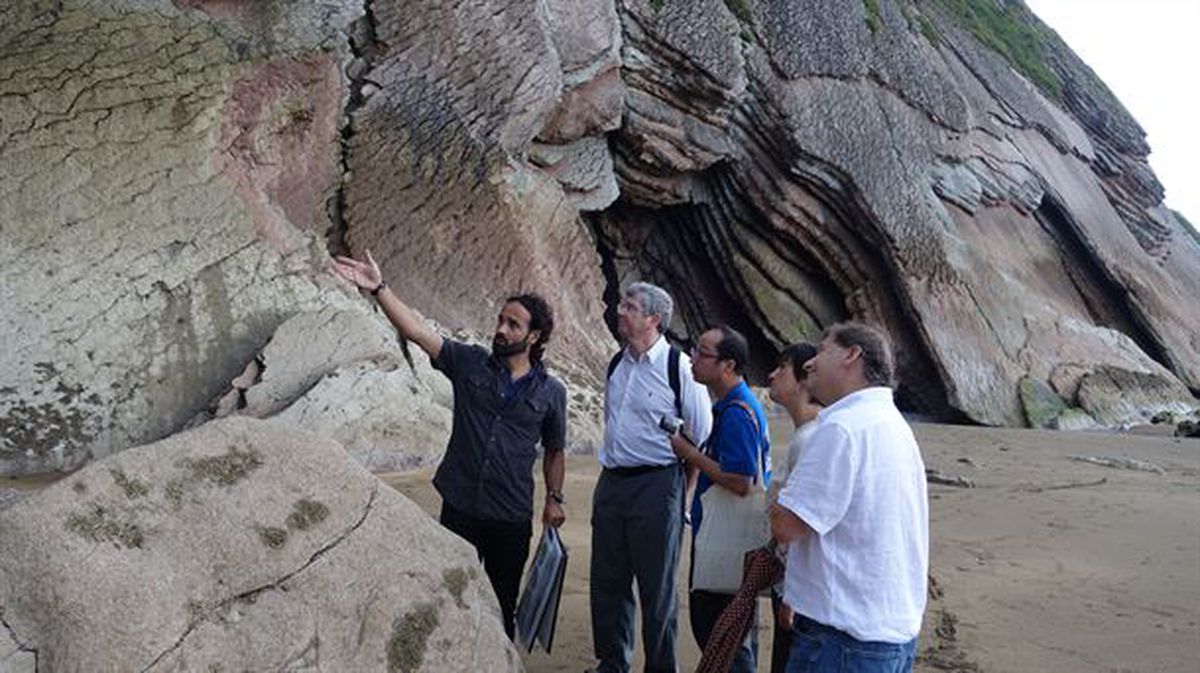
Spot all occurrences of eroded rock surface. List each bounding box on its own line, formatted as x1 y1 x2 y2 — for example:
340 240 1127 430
594 0 1199 425
341 0 619 388
0 0 365 475
4 0 1200 481
0 417 520 671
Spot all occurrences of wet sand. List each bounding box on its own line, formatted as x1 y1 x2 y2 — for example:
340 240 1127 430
383 419 1200 673
4 418 1194 671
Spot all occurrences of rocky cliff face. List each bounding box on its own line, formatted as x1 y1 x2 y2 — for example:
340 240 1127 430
1 0 1197 476
595 0 1200 427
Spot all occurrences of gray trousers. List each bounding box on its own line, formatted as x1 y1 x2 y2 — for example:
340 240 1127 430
590 465 685 673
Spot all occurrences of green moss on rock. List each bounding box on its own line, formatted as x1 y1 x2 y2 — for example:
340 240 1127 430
443 567 472 608
109 468 149 499
917 13 941 45
1019 376 1067 429
164 478 187 508
257 526 289 549
65 505 144 549
933 0 1062 99
864 0 881 33
1053 407 1099 431
724 0 753 24
187 599 208 621
388 603 440 673
285 499 329 531
187 445 263 486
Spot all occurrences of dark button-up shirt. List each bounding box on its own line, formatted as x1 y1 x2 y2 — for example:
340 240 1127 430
432 340 567 522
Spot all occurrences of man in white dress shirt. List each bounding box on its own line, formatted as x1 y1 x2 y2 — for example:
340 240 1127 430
589 282 713 673
769 322 928 673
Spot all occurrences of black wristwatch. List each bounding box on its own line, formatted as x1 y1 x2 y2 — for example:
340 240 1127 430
547 490 565 505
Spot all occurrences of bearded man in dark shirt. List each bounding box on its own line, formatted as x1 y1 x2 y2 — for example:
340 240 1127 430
334 250 568 639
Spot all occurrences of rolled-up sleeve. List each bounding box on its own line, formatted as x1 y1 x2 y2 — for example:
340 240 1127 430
778 422 856 535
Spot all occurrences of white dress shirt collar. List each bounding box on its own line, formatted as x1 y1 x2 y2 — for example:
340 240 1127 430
624 333 668 365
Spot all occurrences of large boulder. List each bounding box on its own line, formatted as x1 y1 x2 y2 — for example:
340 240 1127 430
1075 365 1198 428
213 304 456 472
0 417 520 671
1019 377 1067 429
197 305 603 470
203 305 456 473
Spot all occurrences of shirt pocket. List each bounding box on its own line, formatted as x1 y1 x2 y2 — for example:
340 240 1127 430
509 396 549 447
463 372 498 412
631 384 674 422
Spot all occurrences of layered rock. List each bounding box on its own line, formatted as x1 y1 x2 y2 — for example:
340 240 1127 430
594 0 1200 426
0 0 614 476
197 306 456 473
340 0 620 386
0 417 519 671
0 0 365 475
3 0 1199 482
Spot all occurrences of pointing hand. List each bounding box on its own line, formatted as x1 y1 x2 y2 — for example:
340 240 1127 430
332 249 383 291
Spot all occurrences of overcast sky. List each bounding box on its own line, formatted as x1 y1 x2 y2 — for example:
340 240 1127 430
1023 0 1199 226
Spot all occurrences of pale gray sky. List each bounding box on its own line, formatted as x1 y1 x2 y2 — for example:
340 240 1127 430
1024 0 1200 226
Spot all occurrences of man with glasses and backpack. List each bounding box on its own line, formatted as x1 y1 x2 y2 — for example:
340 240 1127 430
589 282 713 673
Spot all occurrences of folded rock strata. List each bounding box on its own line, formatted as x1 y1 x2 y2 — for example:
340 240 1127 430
2 0 1198 478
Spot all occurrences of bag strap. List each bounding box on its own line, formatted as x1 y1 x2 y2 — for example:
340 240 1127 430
725 400 760 435
719 400 765 485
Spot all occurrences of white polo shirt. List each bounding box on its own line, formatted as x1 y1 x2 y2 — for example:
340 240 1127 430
778 387 928 643
600 335 713 468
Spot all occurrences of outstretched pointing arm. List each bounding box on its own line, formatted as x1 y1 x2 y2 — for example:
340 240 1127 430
332 250 444 360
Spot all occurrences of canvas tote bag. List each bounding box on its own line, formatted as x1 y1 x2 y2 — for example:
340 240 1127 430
692 400 769 594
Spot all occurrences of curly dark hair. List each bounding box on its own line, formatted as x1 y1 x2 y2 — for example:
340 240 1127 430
505 293 555 364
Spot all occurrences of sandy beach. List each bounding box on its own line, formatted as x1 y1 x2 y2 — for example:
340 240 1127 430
2 418 1193 671
383 418 1200 673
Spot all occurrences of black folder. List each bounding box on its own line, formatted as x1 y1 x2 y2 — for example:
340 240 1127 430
514 526 568 653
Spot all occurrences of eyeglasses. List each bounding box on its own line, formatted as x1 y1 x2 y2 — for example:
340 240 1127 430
691 346 720 361
616 299 644 315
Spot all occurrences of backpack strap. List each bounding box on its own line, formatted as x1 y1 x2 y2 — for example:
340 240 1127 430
668 345 683 418
606 351 623 380
606 345 684 419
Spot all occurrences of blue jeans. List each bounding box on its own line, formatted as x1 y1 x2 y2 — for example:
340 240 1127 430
785 615 917 673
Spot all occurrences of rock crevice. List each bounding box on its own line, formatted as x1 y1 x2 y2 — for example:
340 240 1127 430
139 486 379 673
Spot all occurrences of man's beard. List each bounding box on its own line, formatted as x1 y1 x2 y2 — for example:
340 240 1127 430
492 333 530 358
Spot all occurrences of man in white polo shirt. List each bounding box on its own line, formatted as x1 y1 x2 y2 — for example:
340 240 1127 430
769 322 928 673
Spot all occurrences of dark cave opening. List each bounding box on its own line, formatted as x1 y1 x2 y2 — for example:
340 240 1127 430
587 198 968 424
1034 194 1176 376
